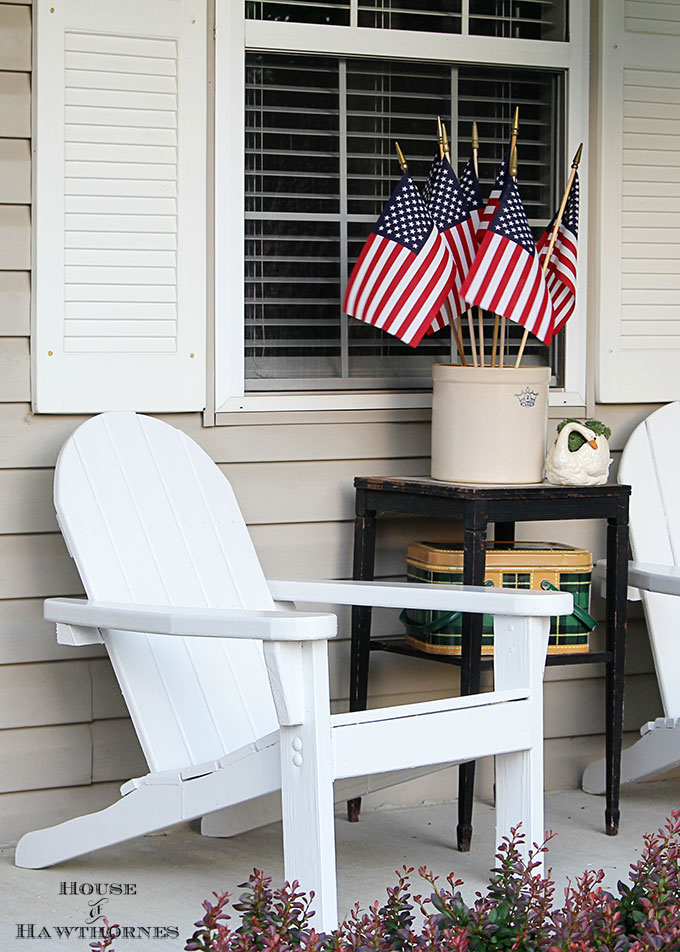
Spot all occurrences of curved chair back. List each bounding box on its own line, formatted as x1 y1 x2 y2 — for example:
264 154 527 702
54 412 279 772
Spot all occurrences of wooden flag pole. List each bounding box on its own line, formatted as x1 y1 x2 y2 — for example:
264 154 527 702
513 142 583 368
472 120 485 367
443 123 478 367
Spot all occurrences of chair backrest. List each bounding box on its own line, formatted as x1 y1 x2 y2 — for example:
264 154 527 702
54 412 280 773
619 400 680 718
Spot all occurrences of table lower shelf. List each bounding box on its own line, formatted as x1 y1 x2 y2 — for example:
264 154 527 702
369 637 611 667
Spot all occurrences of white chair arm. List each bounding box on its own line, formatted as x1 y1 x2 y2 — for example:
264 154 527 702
594 559 680 601
626 560 680 598
267 578 571 618
44 598 337 642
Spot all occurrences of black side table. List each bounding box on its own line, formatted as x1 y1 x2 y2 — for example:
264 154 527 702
348 476 630 851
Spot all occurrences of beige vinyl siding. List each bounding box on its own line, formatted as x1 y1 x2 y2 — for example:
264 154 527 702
0 0 668 847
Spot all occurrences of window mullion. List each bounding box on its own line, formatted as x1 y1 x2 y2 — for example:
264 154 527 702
339 59 349 380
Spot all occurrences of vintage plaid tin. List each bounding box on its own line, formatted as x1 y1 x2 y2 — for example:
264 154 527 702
402 540 595 656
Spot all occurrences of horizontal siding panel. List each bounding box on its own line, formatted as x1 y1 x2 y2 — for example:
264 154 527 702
0 408 431 468
0 660 91 728
0 4 30 70
91 717 147 783
90 659 127 719
0 467 56 534
251 518 477 581
0 138 30 203
0 204 30 269
0 723 91 793
0 271 29 335
0 533 83 599
0 71 30 137
0 337 30 402
223 457 429 525
0 598 105 664
544 672 660 738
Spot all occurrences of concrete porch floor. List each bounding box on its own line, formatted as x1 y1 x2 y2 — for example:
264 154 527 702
2 781 680 950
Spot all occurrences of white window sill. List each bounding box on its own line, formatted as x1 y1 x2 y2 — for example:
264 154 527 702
214 389 586 421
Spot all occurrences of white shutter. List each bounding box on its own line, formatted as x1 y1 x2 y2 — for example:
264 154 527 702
597 0 680 402
32 0 206 413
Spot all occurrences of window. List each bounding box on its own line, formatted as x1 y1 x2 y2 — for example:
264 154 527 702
215 0 588 412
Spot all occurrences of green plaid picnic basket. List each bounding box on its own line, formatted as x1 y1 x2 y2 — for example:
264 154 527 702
402 540 596 656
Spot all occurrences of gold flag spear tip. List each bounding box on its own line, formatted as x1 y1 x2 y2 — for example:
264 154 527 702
437 116 445 160
512 106 519 137
510 145 518 179
441 123 451 162
394 141 408 172
472 120 479 153
572 142 583 169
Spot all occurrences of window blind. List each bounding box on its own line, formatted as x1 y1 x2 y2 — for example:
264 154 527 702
246 0 567 41
244 52 562 388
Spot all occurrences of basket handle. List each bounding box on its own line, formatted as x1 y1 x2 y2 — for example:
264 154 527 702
540 579 597 631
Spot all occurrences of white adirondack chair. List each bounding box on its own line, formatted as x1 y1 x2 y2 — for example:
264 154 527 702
583 401 680 794
15 413 570 930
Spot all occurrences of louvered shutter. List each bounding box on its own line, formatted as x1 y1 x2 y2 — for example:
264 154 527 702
596 0 680 402
32 0 206 413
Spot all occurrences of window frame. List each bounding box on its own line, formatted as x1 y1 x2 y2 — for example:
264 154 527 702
214 0 589 414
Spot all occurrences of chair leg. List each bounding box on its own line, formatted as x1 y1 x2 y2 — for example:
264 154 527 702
583 720 680 794
276 641 338 932
495 747 544 876
15 784 182 869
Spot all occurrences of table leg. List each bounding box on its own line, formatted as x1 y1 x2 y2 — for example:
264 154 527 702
348 504 377 823
605 504 629 836
457 506 488 851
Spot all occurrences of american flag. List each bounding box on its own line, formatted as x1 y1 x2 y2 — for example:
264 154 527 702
426 156 478 332
459 155 484 233
343 171 454 347
476 146 510 237
536 172 579 336
461 174 553 343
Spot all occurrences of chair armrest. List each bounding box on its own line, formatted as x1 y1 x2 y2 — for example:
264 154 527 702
267 578 572 618
626 561 680 597
594 559 680 601
44 598 337 642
